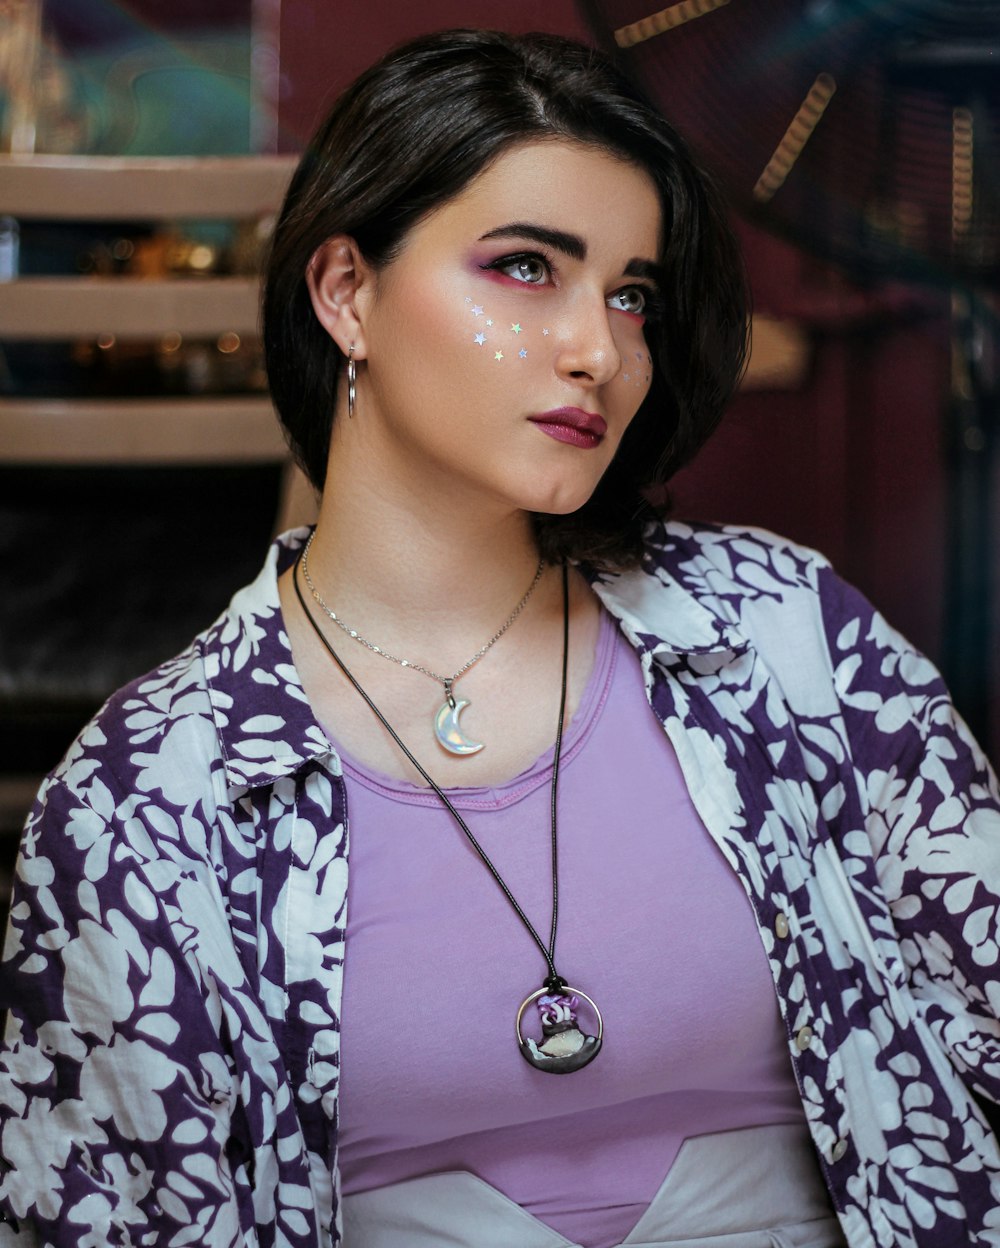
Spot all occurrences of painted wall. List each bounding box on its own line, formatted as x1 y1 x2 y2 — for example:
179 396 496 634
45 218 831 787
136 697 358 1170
276 0 591 148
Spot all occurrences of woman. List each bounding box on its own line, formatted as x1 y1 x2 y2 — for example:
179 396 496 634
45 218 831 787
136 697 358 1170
2 28 1000 1248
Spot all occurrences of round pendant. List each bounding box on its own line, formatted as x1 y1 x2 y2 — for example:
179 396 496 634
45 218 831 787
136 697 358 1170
516 985 603 1074
434 696 484 756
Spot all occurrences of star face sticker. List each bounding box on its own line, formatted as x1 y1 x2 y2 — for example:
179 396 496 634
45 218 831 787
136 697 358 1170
464 296 472 303
519 348 527 358
510 323 522 335
471 305 484 317
494 350 504 362
473 332 486 346
542 328 550 336
623 372 630 382
486 319 494 327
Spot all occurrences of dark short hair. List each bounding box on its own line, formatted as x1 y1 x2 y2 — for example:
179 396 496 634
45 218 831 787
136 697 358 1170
263 28 749 568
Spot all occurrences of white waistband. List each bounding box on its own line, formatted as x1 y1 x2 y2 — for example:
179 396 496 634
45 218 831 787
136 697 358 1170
342 1122 847 1248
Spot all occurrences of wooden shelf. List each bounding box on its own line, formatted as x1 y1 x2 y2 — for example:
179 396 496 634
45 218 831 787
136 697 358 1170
0 396 286 464
0 276 262 339
0 154 297 220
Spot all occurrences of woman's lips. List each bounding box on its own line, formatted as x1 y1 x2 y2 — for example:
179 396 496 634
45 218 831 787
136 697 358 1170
528 408 607 449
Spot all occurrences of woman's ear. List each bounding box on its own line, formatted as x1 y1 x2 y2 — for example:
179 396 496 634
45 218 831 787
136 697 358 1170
306 236 373 358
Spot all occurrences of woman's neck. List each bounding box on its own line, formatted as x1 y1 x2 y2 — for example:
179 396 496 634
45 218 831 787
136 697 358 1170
278 441 602 790
303 458 551 664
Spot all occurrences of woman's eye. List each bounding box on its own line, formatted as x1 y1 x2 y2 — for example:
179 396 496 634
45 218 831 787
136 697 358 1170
608 286 647 315
496 255 549 284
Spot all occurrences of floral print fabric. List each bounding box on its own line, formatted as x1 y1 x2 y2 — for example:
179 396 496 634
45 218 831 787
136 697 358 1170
2 522 1000 1247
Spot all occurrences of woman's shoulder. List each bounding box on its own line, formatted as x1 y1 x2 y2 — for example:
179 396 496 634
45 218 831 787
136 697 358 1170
32 634 224 848
625 517 889 692
641 517 833 591
40 536 297 818
631 518 951 728
628 517 841 642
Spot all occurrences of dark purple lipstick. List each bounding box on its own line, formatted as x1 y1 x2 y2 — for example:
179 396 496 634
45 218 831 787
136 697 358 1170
528 407 607 449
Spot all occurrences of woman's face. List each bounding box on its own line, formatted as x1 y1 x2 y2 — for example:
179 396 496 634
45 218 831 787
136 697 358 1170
353 139 664 519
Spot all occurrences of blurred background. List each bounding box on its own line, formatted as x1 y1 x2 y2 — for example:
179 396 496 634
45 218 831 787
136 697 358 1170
1 0 998 908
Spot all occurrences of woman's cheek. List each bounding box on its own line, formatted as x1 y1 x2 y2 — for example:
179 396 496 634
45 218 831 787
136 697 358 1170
617 344 654 393
452 292 653 399
457 294 550 367
608 317 654 399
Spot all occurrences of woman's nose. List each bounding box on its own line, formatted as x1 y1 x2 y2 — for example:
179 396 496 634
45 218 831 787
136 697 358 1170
552 298 621 386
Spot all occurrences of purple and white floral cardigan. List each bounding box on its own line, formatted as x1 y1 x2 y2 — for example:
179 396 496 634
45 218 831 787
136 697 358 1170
2 522 1000 1248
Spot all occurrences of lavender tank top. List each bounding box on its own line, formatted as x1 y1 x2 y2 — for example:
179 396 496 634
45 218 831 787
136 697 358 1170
335 608 804 1248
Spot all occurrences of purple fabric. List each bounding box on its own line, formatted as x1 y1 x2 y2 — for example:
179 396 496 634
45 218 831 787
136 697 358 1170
335 611 803 1247
2 521 1000 1248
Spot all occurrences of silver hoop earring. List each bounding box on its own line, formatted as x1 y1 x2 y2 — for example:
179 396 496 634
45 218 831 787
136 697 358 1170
347 344 356 419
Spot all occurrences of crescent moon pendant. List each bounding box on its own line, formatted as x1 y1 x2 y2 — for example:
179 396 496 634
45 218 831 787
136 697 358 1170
434 697 485 755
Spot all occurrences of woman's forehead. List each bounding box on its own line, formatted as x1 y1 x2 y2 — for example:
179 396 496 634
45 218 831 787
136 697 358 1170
410 139 663 265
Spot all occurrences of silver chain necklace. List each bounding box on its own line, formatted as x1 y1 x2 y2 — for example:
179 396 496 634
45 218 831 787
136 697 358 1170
299 530 545 756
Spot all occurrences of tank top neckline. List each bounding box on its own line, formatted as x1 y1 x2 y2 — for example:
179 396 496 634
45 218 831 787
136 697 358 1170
334 606 619 811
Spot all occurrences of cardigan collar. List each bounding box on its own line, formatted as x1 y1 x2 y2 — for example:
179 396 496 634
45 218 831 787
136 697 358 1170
582 551 750 663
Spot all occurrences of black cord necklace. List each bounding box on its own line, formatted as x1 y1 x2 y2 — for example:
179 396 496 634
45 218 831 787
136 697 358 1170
292 554 603 1074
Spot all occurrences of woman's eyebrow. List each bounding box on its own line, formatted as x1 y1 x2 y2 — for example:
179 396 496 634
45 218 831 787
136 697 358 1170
478 222 587 260
625 258 665 287
479 222 662 283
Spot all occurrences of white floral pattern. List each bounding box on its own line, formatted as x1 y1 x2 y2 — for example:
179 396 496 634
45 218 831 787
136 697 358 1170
2 522 1000 1247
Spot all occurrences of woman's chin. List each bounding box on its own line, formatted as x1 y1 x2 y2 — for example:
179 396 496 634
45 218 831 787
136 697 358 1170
515 477 605 519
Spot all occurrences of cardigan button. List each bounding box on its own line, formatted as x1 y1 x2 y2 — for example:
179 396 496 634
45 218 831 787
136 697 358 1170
831 1137 848 1162
775 911 790 938
795 1025 814 1051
